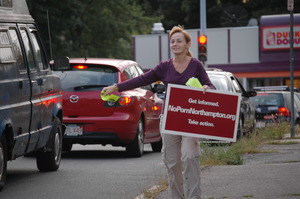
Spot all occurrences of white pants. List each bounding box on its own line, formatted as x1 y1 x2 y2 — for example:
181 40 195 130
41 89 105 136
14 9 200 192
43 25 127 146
160 116 201 199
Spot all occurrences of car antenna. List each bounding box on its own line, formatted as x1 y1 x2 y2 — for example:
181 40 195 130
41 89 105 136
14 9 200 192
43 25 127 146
46 10 53 60
84 50 87 61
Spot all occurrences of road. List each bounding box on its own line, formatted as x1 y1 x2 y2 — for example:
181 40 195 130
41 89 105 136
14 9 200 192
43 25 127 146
1 144 167 199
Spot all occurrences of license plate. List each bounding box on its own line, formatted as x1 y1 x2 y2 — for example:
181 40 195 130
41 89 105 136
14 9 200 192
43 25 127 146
65 124 83 136
264 115 276 120
268 106 278 111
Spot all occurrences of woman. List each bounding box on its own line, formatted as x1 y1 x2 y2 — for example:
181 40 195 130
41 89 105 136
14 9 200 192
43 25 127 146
102 25 215 199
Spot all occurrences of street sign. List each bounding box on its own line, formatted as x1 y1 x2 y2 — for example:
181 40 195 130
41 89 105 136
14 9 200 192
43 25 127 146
288 0 294 11
161 84 241 142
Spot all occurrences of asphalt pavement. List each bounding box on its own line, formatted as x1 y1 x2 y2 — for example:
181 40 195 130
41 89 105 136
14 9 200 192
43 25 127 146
139 135 300 199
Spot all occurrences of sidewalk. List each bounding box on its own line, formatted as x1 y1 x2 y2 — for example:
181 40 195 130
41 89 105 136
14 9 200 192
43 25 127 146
151 137 300 199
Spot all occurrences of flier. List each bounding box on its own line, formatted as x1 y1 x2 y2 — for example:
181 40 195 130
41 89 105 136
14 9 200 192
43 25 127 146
161 84 241 142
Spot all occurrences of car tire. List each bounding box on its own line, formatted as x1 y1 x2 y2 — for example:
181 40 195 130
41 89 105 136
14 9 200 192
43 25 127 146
36 117 62 171
0 134 7 191
126 119 144 157
151 140 162 152
251 119 257 133
238 117 244 139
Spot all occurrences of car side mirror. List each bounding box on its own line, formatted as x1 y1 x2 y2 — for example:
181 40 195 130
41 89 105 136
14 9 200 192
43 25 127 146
52 57 70 71
247 91 257 97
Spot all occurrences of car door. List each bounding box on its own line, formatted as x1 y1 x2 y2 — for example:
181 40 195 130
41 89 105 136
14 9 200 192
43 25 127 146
293 94 300 124
18 25 42 152
123 65 154 134
135 65 162 138
231 75 254 130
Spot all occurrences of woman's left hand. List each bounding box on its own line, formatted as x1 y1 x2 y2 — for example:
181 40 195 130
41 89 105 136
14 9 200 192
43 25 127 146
203 85 209 94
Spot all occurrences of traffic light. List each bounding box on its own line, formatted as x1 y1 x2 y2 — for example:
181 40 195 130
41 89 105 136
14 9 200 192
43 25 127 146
198 34 207 62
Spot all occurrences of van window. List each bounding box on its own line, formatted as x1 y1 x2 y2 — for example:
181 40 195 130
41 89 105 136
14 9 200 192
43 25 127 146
0 30 14 63
20 29 36 71
9 29 26 71
30 30 47 70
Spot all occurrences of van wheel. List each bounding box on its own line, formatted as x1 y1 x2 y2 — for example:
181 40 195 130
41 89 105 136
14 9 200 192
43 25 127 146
0 134 7 191
36 117 62 171
126 119 144 157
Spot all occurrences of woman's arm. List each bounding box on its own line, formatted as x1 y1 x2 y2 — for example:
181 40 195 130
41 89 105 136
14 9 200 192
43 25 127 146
102 63 164 96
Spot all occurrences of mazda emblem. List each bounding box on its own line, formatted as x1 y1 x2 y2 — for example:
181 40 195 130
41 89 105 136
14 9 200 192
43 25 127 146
70 95 79 103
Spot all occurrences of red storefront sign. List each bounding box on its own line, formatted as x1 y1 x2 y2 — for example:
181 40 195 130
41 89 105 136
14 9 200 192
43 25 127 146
262 25 300 51
161 84 241 142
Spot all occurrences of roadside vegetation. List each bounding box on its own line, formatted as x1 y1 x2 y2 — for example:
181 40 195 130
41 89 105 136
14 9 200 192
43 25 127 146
200 122 300 166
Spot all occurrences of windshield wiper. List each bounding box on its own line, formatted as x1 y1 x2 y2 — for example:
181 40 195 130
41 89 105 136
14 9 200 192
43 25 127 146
74 85 108 90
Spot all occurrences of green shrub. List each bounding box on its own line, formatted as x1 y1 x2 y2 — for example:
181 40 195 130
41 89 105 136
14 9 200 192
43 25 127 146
199 122 298 166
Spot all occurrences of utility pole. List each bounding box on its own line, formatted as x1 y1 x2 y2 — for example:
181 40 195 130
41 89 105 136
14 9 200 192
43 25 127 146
200 0 206 34
288 0 295 138
200 0 207 66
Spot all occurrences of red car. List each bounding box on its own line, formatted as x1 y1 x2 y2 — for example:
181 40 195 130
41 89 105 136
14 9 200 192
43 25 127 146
53 58 163 157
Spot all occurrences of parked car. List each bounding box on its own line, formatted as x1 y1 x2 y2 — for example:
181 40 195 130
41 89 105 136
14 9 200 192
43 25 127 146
206 68 257 138
52 58 163 157
250 86 300 127
0 0 63 190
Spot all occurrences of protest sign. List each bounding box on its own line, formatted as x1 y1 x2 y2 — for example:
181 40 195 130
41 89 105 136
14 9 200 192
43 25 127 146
161 84 241 142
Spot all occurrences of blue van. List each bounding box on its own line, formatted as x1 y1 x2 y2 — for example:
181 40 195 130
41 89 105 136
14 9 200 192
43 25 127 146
0 0 63 190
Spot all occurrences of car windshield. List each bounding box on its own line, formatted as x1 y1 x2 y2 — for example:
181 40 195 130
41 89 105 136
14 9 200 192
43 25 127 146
208 74 231 91
250 93 284 107
56 64 118 91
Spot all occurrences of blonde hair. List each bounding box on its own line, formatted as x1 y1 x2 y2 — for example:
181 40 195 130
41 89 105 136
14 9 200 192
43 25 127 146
169 25 192 57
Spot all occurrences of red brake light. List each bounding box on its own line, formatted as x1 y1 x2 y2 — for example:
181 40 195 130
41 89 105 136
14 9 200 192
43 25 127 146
119 96 132 106
278 107 291 117
73 65 88 70
152 106 160 111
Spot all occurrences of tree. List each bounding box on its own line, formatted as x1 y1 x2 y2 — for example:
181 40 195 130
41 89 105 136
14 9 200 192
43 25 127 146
26 0 300 60
27 0 84 59
26 0 160 60
136 0 300 29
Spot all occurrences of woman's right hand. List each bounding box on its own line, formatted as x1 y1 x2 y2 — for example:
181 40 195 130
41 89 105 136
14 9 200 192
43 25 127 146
102 84 118 96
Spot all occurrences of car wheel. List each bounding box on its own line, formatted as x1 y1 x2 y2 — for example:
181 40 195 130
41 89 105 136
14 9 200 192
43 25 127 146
36 117 62 171
151 140 162 152
126 119 144 157
0 134 7 191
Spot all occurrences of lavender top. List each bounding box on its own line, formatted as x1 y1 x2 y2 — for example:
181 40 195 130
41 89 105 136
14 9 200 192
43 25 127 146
118 58 216 93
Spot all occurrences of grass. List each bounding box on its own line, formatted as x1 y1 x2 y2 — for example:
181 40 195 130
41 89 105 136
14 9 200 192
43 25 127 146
139 177 168 199
268 140 298 145
200 121 300 166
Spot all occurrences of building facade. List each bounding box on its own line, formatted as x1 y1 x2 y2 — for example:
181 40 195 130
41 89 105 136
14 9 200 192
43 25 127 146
132 14 300 91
